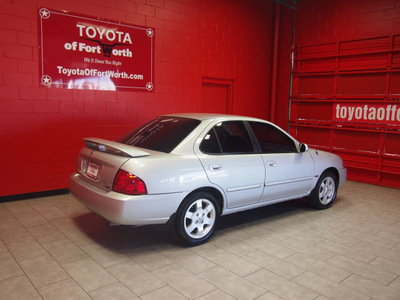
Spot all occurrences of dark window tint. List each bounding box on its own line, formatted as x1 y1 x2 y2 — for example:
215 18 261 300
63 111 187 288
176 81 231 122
249 121 297 153
117 117 200 153
200 128 221 154
200 121 254 154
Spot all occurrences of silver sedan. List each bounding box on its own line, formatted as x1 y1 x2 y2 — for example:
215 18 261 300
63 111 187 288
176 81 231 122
70 113 347 245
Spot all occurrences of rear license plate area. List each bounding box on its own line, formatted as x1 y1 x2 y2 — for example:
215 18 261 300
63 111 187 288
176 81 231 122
86 161 100 180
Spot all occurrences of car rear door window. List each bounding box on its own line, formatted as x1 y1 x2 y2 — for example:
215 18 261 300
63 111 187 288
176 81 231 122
200 121 254 154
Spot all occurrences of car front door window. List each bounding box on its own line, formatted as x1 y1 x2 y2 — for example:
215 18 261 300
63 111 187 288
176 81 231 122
248 121 314 201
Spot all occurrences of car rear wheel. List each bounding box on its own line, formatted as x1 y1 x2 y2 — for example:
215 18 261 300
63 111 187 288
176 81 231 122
175 192 219 246
308 171 338 209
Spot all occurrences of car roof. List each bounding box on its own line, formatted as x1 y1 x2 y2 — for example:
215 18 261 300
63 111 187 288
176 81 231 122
163 113 268 122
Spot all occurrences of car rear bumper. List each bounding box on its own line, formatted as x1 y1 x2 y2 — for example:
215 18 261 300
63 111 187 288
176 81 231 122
69 173 184 225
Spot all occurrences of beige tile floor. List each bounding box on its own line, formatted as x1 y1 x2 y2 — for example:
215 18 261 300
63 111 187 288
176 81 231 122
1 181 400 300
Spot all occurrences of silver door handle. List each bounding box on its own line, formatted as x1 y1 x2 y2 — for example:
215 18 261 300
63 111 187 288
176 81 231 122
266 161 276 167
210 164 222 171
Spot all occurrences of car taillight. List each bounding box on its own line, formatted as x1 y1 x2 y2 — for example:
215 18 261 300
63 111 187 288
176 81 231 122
113 169 147 195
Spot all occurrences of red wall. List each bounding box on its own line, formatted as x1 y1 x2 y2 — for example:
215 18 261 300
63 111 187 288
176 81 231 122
1 0 281 197
291 0 400 188
294 0 400 45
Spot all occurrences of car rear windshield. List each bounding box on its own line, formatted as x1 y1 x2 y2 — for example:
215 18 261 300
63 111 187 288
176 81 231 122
117 117 201 153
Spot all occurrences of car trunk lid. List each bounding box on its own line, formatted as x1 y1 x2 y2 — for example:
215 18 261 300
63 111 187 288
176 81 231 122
76 138 151 192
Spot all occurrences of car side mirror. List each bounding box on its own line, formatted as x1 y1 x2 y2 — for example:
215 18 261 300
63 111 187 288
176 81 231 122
299 143 308 153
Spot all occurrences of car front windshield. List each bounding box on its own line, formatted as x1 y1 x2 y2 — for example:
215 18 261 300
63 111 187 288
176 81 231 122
117 116 201 153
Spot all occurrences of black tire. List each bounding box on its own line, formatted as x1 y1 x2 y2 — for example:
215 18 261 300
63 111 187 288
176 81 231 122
308 171 338 210
175 192 219 246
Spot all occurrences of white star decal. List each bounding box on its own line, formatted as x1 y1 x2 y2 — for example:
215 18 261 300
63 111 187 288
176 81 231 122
41 75 52 85
146 82 153 91
39 8 50 19
146 28 154 38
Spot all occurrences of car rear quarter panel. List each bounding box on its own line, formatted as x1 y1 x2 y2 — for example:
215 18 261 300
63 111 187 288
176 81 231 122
121 153 211 195
70 174 187 225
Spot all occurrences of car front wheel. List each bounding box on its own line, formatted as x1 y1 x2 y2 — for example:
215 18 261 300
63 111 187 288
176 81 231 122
308 171 338 209
175 192 219 246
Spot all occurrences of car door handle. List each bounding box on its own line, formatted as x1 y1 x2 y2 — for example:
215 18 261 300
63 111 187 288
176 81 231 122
210 164 222 171
266 161 276 167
